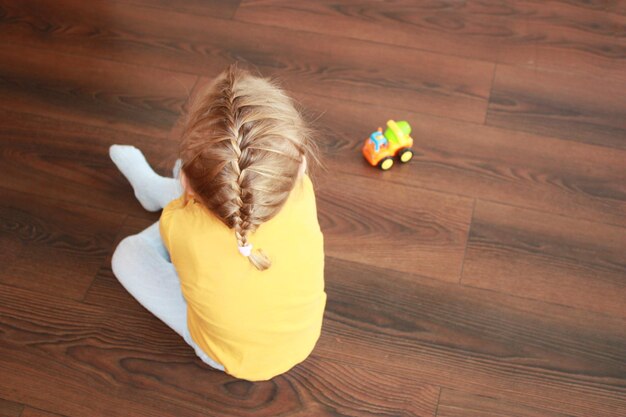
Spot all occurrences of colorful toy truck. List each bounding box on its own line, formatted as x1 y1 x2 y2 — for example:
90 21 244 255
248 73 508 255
362 120 414 170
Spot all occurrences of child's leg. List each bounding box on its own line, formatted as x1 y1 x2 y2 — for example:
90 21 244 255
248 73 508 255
111 222 224 371
112 222 187 337
109 145 183 212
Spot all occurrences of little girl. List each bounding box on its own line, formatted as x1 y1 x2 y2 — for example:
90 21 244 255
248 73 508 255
109 66 326 381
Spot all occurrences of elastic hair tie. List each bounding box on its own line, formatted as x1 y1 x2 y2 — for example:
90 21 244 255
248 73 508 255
238 244 253 257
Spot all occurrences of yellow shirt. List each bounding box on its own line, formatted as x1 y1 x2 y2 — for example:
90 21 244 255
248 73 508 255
159 175 326 381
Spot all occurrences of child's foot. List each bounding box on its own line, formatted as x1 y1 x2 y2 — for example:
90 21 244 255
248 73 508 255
109 145 167 211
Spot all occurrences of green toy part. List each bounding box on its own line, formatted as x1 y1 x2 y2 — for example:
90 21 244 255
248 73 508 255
384 120 412 145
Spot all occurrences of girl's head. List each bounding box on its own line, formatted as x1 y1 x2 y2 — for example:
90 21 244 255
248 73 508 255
179 65 317 271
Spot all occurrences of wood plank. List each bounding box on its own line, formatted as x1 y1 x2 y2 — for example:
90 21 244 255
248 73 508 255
0 284 439 417
487 64 626 149
235 0 626 79
316 171 474 283
117 0 242 19
0 398 23 417
0 109 177 218
0 43 196 137
461 200 626 317
0 0 495 123
0 188 126 301
317 257 626 417
436 388 572 417
291 91 626 228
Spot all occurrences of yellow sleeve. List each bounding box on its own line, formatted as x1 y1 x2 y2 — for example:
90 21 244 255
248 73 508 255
159 213 172 253
159 198 182 252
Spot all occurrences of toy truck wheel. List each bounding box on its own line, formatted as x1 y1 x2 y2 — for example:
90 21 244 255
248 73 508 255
399 148 414 163
378 157 394 171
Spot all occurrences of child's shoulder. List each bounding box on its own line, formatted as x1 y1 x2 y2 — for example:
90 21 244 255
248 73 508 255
160 195 225 230
160 196 201 229
161 196 186 220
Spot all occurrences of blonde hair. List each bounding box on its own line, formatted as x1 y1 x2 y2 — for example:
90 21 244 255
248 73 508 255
179 65 318 271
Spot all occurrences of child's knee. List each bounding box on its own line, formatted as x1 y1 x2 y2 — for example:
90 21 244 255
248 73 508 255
111 235 142 280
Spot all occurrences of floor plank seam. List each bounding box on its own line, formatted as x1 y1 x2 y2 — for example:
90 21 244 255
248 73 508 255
301 88 626 154
458 198 477 285
458 279 626 322
80 214 130 303
484 63 499 126
324 256 625 323
322 171 626 230
434 386 442 417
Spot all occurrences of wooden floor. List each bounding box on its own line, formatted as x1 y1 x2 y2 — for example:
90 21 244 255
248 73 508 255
1 1 625 416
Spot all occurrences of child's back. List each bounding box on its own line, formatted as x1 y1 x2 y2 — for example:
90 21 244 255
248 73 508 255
161 175 324 380
161 66 326 380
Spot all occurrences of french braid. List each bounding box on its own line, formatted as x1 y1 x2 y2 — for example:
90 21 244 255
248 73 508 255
179 65 317 271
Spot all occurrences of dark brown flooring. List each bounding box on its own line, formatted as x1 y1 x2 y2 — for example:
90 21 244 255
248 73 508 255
1 1 625 416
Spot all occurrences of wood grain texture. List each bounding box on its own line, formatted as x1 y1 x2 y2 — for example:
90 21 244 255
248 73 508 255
236 0 626 79
0 284 439 417
275 357 439 417
83 216 160 320
615 1 626 16
21 408 67 417
0 291 206 417
0 109 177 218
291 91 626 227
117 0 242 19
0 0 229 79
0 42 195 138
461 200 626 317
318 257 626 417
0 398 23 417
0 188 125 301
436 388 572 417
316 172 473 283
0 0 495 123
1 1 625 416
487 64 626 149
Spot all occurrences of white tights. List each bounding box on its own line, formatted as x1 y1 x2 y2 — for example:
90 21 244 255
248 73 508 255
110 151 224 371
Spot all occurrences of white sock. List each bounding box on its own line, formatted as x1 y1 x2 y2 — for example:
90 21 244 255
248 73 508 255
110 145 182 211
